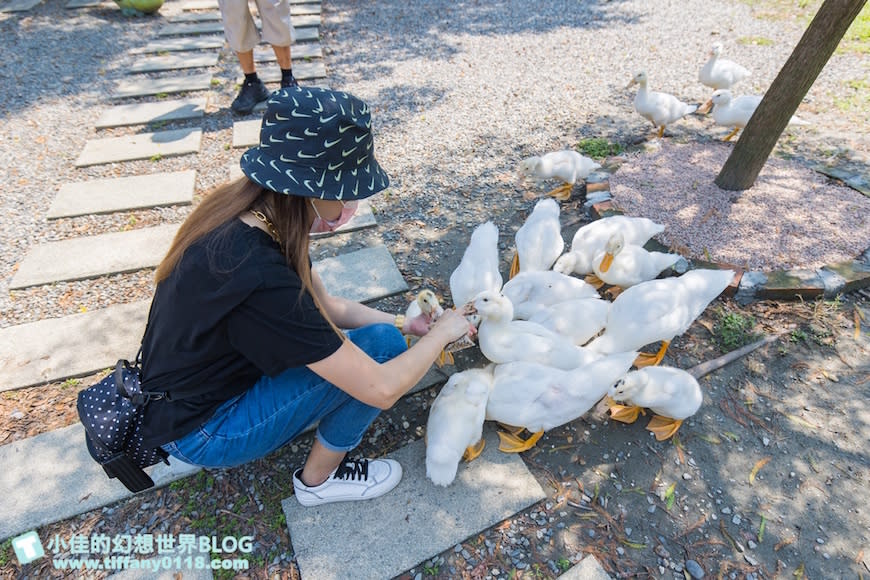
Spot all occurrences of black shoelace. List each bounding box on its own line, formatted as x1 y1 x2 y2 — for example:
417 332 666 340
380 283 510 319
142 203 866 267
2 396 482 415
332 458 369 481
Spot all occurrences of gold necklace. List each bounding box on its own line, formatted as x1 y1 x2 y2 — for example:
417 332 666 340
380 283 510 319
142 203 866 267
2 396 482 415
249 210 281 245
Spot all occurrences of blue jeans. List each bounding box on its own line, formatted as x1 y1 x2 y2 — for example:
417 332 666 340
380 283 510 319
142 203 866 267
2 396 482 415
162 323 407 468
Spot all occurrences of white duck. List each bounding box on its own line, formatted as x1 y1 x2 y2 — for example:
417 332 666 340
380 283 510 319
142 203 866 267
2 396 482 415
628 70 698 139
526 298 610 346
473 290 599 370
586 269 735 367
501 270 599 320
518 150 602 201
553 216 665 277
591 232 682 290
425 366 495 486
449 221 503 310
699 42 751 92
703 89 809 141
485 351 637 452
607 366 703 441
510 198 564 279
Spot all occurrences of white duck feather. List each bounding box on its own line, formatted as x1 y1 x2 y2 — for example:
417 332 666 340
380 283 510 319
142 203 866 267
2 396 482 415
699 42 750 90
512 198 564 277
473 290 599 369
553 216 665 276
449 221 503 309
628 70 698 138
501 270 599 320
592 232 682 288
526 298 610 346
426 367 494 486
518 151 602 201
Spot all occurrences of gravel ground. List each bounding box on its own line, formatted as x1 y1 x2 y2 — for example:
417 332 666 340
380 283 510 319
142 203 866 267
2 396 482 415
1 0 869 579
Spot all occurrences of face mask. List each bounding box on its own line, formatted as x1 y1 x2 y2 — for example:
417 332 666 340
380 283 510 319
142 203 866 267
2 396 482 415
310 200 358 233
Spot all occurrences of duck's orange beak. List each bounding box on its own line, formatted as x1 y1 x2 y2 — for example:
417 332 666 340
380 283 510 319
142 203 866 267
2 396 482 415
599 252 614 273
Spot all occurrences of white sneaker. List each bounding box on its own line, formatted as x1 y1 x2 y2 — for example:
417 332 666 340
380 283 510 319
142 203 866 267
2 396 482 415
293 457 403 507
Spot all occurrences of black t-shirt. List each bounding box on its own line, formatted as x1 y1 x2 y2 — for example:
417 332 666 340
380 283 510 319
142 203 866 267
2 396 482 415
139 218 343 447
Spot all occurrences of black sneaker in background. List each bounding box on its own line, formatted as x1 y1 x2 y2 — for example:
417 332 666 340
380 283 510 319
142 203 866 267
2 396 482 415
281 74 298 89
231 78 270 115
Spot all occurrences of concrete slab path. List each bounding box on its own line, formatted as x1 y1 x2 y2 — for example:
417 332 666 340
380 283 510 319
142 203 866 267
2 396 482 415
10 224 179 290
313 245 408 303
558 556 613 580
0 423 200 542
75 127 202 167
47 170 196 219
131 37 225 54
94 98 207 129
283 424 547 580
0 300 151 392
113 73 213 100
0 0 42 12
3 245 405 389
256 42 322 61
129 53 219 74
243 61 326 85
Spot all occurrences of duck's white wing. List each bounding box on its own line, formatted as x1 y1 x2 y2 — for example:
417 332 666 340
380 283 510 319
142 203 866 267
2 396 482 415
449 221 503 307
426 369 493 487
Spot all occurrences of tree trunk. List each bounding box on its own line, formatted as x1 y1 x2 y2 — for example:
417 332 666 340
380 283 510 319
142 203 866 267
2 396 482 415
715 0 867 191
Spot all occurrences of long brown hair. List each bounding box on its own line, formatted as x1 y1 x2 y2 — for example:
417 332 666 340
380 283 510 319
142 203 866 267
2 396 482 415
155 177 343 337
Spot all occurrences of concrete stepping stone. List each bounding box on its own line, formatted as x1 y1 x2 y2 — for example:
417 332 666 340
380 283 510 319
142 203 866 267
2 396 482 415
0 422 200 542
113 73 213 99
3 245 404 389
129 52 218 74
9 224 178 290
558 556 613 580
231 119 259 148
95 97 207 129
290 13 319 27
314 244 408 303
75 128 202 167
47 170 196 219
157 21 225 36
66 0 108 7
179 0 216 9
131 36 225 54
256 42 322 61
168 10 221 22
242 60 326 85
10 224 179 290
282 424 546 580
0 301 150 392
0 0 42 12
291 3 320 15
294 26 319 42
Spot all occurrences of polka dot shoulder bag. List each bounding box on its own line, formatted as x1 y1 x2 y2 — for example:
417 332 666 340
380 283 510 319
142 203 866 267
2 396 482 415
76 351 170 493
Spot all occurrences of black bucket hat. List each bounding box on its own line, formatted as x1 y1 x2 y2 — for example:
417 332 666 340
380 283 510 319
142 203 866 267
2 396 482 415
240 86 390 201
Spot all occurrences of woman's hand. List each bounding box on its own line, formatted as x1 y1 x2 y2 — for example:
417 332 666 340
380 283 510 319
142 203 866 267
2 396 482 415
404 312 435 337
428 308 476 344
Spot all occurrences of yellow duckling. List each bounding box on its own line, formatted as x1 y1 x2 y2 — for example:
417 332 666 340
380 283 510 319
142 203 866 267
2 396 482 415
607 366 702 441
486 351 637 452
510 198 564 279
425 366 494 486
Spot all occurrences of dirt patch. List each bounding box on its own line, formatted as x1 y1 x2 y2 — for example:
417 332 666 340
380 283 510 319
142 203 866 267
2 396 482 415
609 140 870 272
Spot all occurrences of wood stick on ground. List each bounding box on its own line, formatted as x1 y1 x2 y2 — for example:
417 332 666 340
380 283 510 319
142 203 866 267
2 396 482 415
687 333 785 379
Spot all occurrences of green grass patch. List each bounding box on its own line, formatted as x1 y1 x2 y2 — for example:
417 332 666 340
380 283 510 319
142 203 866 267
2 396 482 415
576 137 623 159
841 4 870 53
714 308 761 352
737 36 774 46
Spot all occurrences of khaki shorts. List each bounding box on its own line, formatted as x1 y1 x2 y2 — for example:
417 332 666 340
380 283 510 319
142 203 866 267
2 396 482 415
217 0 296 53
